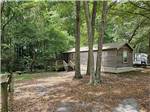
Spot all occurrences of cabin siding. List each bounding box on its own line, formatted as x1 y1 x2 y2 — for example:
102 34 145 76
80 52 88 65
102 49 117 68
117 46 133 67
67 50 118 68
64 44 133 71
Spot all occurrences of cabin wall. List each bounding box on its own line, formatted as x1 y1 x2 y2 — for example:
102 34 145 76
67 50 118 69
117 46 133 67
65 45 133 69
102 49 117 68
80 51 97 66
80 52 88 65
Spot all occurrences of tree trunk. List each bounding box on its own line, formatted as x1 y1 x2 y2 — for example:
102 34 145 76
95 1 108 84
30 50 36 72
148 33 150 65
74 1 82 79
7 73 14 112
83 1 95 84
86 1 97 76
1 82 8 112
1 29 5 43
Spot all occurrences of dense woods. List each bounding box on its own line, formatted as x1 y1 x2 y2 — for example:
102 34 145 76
1 1 150 76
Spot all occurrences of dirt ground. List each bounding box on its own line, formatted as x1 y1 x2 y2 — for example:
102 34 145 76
12 68 150 112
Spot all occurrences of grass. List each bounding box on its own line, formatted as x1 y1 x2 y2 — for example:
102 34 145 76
14 71 60 81
15 74 33 80
14 68 150 81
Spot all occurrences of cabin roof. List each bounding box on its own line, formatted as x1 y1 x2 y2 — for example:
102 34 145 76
65 42 133 53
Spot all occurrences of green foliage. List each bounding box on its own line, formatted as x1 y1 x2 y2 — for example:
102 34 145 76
108 1 150 53
1 1 74 72
1 1 150 72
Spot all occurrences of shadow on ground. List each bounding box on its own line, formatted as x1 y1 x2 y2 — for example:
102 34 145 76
12 69 150 112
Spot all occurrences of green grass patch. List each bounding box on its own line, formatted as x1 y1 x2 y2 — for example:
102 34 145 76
15 74 33 81
15 72 59 81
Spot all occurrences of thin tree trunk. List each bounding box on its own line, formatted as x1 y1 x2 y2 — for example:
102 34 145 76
74 1 82 79
8 73 14 112
95 1 108 84
1 29 5 43
128 19 145 43
30 50 35 72
148 33 150 64
86 1 97 75
83 1 95 84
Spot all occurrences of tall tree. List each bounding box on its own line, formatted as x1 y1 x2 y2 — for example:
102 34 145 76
83 1 95 84
148 32 150 64
86 1 97 76
1 1 16 43
95 1 108 83
74 1 82 79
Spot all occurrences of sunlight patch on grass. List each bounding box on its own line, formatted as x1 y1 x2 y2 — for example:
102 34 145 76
15 72 60 81
15 74 33 81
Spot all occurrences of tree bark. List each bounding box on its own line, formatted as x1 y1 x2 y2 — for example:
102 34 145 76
1 82 8 112
95 1 108 84
83 1 95 84
86 1 97 76
8 73 14 112
74 1 82 79
148 33 150 64
30 49 36 72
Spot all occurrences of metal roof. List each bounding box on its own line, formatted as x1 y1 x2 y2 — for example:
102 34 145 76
66 42 133 53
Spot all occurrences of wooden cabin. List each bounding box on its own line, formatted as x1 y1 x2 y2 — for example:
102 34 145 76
63 42 134 73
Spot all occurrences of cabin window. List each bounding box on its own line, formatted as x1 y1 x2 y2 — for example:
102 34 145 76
123 50 128 63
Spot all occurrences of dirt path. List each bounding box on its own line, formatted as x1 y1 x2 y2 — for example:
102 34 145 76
13 72 75 112
13 70 150 112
